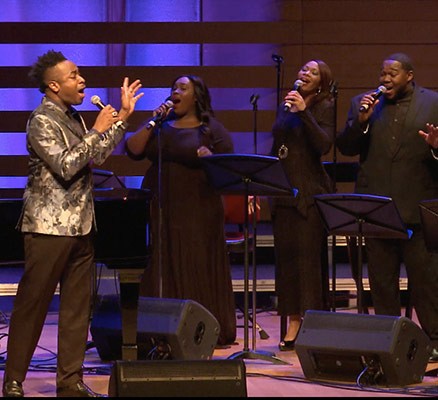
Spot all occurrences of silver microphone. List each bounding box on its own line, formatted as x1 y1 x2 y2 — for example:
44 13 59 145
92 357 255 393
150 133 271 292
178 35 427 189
292 79 303 91
359 85 387 113
91 95 118 117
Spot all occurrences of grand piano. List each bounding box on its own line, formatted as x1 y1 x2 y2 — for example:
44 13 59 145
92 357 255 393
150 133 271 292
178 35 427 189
0 181 152 361
0 187 151 264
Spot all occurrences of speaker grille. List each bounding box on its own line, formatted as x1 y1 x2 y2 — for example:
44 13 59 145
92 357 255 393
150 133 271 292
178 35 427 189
120 360 245 382
136 297 220 360
295 310 431 387
109 359 247 397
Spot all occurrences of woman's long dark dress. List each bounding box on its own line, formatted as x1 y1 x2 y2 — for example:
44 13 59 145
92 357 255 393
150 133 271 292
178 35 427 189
270 100 335 316
136 117 236 345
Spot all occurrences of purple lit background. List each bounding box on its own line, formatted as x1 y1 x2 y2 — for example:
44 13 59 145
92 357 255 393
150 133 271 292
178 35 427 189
0 0 280 188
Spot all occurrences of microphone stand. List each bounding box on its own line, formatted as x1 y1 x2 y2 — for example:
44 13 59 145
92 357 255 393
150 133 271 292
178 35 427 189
272 53 288 341
153 102 174 298
271 54 284 110
248 94 269 342
156 121 165 297
329 81 338 312
250 94 259 153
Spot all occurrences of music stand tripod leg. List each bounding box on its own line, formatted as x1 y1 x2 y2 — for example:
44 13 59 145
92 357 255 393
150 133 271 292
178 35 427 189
357 229 364 314
355 221 369 314
227 192 288 365
236 304 270 340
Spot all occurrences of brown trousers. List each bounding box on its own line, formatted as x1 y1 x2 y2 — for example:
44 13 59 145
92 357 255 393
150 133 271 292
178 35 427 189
5 233 94 389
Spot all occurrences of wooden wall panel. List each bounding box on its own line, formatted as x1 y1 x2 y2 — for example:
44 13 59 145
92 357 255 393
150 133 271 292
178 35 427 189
2 0 438 186
0 66 279 89
277 0 438 169
0 22 297 44
0 110 277 134
302 0 438 21
277 43 438 90
300 45 438 88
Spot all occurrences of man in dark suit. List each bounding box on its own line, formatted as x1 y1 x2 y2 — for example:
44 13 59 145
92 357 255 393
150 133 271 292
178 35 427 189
337 53 438 361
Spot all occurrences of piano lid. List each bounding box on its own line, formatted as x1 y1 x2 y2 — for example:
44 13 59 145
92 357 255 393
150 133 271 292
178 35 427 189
0 187 152 201
93 187 152 201
93 187 151 268
0 188 25 201
0 187 152 267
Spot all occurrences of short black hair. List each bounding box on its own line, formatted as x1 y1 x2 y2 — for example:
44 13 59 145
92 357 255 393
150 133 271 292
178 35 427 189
28 50 67 93
385 53 414 72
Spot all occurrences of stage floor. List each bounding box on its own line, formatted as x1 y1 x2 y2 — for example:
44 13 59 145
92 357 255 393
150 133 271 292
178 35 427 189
0 235 422 397
0 308 436 397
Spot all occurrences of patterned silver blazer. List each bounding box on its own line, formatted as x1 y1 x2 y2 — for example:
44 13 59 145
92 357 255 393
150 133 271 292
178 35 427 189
17 96 127 236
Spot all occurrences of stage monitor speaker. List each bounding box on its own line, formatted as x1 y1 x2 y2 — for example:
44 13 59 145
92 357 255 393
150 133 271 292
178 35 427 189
108 359 247 397
295 310 432 387
90 295 220 361
90 294 125 361
136 296 220 361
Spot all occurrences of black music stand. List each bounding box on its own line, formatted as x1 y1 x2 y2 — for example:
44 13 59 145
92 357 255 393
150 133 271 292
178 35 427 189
201 153 297 364
419 199 438 253
313 193 410 314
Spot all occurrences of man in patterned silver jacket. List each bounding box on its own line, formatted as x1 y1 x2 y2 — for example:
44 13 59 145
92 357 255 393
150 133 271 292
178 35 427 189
2 50 143 398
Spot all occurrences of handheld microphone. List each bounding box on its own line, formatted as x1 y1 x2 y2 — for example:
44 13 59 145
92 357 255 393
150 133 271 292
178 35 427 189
292 79 303 91
283 80 303 111
359 85 387 113
91 95 118 117
146 98 174 129
90 95 124 140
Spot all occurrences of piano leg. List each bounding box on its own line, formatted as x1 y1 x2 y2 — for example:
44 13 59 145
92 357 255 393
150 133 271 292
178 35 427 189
117 269 144 361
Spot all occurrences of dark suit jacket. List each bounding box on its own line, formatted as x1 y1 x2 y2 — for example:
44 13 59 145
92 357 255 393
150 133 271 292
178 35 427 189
337 84 438 225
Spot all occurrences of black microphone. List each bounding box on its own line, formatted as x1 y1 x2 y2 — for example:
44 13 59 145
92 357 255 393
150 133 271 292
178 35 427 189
250 94 260 105
146 98 174 129
359 85 387 112
272 54 284 63
329 80 338 97
90 95 118 117
283 79 303 111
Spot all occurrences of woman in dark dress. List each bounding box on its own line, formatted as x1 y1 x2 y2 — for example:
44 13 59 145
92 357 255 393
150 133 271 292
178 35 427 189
270 60 335 351
126 75 236 346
